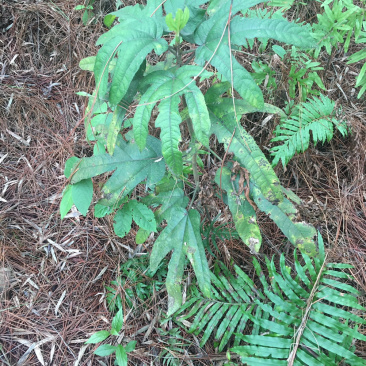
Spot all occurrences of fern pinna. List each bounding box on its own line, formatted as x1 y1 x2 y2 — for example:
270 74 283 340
270 95 349 167
174 234 366 365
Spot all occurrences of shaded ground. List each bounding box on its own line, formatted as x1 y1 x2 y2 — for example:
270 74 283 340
1 1 365 365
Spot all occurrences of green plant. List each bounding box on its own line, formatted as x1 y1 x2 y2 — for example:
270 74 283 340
251 60 278 90
313 0 365 58
286 46 326 101
270 94 349 167
156 328 192 365
75 0 95 25
312 0 366 97
346 21 366 98
202 213 241 257
61 0 322 315
250 44 326 102
106 256 167 312
85 308 136 366
174 234 366 365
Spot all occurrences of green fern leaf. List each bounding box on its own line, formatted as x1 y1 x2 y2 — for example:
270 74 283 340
70 136 165 206
176 234 365 364
271 95 349 167
150 208 210 315
175 262 260 352
235 240 366 365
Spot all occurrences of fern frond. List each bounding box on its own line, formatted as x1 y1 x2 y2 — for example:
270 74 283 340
175 234 366 365
271 95 349 167
174 261 261 352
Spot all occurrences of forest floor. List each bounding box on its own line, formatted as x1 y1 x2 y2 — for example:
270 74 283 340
1 1 365 365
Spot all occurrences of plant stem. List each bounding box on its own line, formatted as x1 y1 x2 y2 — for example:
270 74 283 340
324 46 334 75
182 97 200 210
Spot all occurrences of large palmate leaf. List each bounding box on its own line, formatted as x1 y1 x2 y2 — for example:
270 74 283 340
194 0 315 108
133 66 211 172
70 136 165 206
94 17 168 105
215 166 262 252
150 207 210 315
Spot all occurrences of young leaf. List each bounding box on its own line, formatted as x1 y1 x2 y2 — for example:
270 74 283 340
166 7 190 33
164 1 206 40
111 308 124 333
128 200 157 233
124 340 136 353
103 14 116 28
94 344 116 356
113 205 133 238
85 330 110 344
135 228 150 244
115 344 128 366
